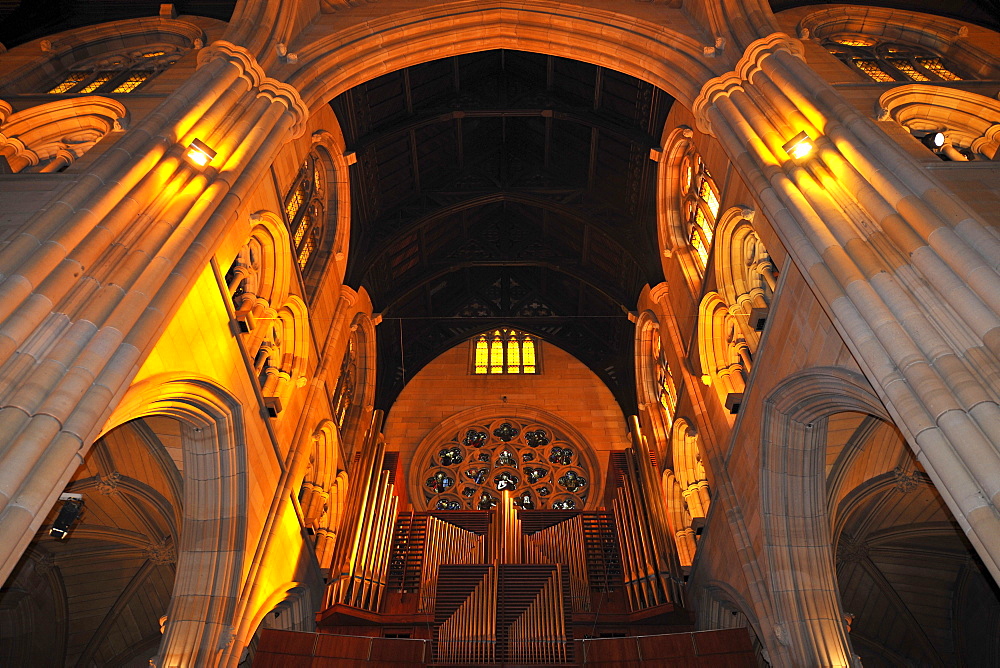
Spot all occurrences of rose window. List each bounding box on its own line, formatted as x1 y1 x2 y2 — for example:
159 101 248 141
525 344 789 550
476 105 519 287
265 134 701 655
424 418 590 511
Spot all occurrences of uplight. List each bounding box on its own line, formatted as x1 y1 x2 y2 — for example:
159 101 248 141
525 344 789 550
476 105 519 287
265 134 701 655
920 131 945 149
782 131 815 160
186 138 217 167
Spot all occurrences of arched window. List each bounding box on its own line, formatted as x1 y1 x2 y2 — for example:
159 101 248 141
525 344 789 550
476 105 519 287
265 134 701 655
45 46 185 94
679 146 720 272
824 36 967 83
651 326 677 427
471 328 539 374
332 332 357 429
283 151 328 273
422 418 590 511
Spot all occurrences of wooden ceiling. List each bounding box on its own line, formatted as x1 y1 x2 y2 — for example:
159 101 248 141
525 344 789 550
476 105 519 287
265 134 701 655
334 50 671 411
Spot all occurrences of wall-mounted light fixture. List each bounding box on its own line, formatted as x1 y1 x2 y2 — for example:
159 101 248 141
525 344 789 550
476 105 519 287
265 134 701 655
919 131 945 150
782 131 815 161
185 138 217 167
50 493 84 539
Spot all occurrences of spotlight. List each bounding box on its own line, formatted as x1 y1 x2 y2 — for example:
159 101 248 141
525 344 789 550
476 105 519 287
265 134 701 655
50 493 83 539
782 131 815 160
920 131 945 150
185 138 217 167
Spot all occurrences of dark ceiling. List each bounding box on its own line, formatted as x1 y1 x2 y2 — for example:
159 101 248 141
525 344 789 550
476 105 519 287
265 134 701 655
333 50 671 413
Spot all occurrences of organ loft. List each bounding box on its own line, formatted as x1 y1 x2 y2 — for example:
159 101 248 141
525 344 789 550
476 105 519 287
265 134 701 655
0 0 998 666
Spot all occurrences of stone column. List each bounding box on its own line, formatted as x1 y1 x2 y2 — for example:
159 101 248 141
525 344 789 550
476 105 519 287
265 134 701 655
0 40 307 586
694 32 1000 664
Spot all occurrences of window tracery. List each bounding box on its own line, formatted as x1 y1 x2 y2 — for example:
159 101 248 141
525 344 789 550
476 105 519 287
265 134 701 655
824 37 966 83
679 147 720 273
423 418 589 511
651 325 677 428
283 152 328 273
471 328 539 374
45 46 185 94
332 332 358 429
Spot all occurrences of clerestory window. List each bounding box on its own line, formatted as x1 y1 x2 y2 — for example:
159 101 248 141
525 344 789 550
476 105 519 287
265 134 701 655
471 328 539 374
679 148 720 273
283 151 328 273
46 47 184 94
824 36 966 83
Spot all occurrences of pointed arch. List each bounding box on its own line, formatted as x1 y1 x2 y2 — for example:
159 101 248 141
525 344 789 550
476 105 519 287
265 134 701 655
657 126 722 293
759 367 890 667
100 375 250 668
880 85 1000 160
635 310 678 452
662 469 697 569
713 206 778 349
0 96 126 172
310 129 352 288
333 310 378 464
671 418 710 527
698 292 750 416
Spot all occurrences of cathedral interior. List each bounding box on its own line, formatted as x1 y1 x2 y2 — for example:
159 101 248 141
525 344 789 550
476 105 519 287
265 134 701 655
0 0 998 666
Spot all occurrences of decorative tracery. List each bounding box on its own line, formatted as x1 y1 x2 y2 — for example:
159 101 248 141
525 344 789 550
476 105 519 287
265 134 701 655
423 418 589 511
46 46 185 94
284 152 328 273
679 147 720 272
651 325 677 428
471 328 539 374
824 37 966 83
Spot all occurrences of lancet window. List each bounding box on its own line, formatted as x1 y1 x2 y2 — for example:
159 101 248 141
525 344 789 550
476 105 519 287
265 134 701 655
332 332 357 430
651 327 677 428
679 148 720 272
46 46 184 94
283 152 328 273
471 328 539 374
423 418 588 511
824 37 966 82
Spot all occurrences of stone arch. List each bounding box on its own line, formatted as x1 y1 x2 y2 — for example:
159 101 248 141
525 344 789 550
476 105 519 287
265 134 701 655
101 375 250 668
656 125 723 294
0 17 206 96
760 367 889 667
237 583 315 666
635 310 678 455
283 2 713 112
298 421 344 571
224 211 295 328
698 292 750 416
713 206 778 348
409 404 603 511
662 469 697 569
797 6 1000 80
880 85 1000 160
0 96 126 172
334 310 377 463
697 582 770 665
671 418 710 527
310 128 352 288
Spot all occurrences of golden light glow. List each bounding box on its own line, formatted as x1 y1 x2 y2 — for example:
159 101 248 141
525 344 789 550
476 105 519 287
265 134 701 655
782 131 815 160
186 138 217 167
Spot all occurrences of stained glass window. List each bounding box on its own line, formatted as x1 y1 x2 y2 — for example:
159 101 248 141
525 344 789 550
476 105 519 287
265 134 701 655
45 47 183 95
824 37 968 82
678 150 719 274
651 326 677 427
283 152 328 275
471 329 540 374
423 418 589 510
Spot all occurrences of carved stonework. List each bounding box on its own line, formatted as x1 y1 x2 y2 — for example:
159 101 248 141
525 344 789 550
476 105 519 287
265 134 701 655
96 471 122 496
892 466 920 493
144 539 176 566
837 535 869 564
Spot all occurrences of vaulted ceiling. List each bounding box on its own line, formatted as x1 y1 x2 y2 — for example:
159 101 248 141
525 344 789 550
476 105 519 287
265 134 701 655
332 50 671 411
